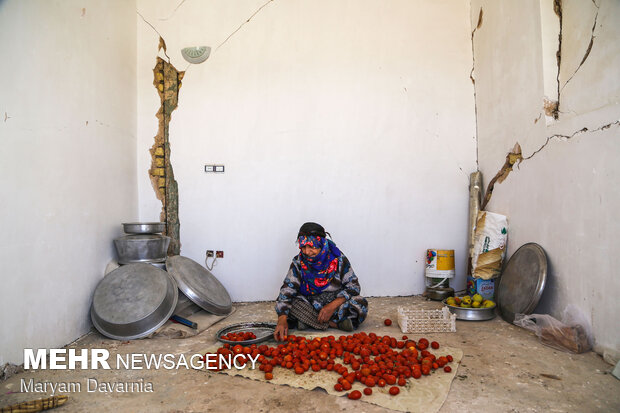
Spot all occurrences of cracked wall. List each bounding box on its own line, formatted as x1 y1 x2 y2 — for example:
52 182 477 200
136 0 478 300
471 0 620 353
149 51 183 255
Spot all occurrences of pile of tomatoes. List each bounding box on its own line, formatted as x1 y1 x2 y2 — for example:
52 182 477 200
221 331 257 341
206 331 454 401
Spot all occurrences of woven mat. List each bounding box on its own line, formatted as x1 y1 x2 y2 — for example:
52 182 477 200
199 333 462 413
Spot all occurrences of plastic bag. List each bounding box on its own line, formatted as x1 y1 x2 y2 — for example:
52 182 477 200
514 305 592 353
471 211 508 280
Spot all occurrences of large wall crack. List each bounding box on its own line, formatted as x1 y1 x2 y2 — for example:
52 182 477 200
523 119 618 161
137 2 278 255
470 6 483 169
214 0 275 53
481 120 619 209
561 0 599 92
149 50 184 256
550 0 563 120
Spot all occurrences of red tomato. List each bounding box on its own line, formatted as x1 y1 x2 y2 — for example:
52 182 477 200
265 372 273 380
417 338 429 350
444 366 452 373
447 355 453 362
334 383 343 391
384 319 392 326
348 390 362 400
431 341 439 349
363 388 373 396
389 386 400 396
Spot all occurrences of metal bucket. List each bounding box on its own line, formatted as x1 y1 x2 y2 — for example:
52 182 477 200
114 234 170 264
425 249 455 301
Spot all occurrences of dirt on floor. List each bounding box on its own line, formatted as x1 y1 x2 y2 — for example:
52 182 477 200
1 296 619 413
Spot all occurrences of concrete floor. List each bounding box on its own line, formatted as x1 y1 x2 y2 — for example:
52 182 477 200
1 296 619 412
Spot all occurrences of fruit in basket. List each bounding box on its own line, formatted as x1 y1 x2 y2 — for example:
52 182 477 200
471 301 481 308
472 294 483 303
482 300 495 308
461 295 472 305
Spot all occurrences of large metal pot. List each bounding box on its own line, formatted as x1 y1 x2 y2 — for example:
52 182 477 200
114 234 170 264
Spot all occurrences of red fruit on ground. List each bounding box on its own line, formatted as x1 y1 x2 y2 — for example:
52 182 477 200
389 386 400 395
348 390 362 400
384 319 392 326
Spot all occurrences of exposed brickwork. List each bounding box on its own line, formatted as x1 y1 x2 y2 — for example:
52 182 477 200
148 56 184 255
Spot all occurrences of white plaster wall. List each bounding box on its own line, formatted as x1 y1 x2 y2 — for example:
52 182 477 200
0 0 137 365
472 0 620 352
136 0 477 302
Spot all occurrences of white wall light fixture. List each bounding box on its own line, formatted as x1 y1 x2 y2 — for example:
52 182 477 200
181 46 211 64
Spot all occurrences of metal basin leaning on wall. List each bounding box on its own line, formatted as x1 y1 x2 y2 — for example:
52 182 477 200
91 263 178 340
166 255 233 315
114 234 171 264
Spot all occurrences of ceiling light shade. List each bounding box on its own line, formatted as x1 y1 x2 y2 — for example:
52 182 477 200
181 46 211 64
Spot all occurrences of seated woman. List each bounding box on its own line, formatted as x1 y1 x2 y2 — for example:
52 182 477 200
274 222 368 341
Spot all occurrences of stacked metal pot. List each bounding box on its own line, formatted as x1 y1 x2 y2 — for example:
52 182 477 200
90 222 232 340
113 222 171 267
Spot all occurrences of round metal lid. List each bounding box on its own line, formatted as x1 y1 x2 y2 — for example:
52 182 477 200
166 255 233 315
497 243 547 323
91 263 178 340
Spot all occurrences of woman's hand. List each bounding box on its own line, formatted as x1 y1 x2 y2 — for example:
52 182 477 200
274 315 288 341
318 297 346 323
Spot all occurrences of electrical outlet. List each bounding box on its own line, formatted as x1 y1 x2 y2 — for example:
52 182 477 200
216 251 224 258
206 250 214 257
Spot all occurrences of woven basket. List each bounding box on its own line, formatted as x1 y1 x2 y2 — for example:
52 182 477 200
397 307 456 333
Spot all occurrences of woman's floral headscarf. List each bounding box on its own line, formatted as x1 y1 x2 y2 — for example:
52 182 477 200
297 235 341 296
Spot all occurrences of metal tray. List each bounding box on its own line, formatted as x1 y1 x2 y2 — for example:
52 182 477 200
91 263 178 340
216 322 276 345
166 255 232 315
442 299 496 321
497 243 547 323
